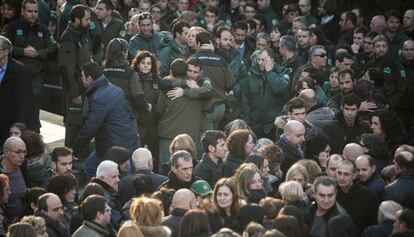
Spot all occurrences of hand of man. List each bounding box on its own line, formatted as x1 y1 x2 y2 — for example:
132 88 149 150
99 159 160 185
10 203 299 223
264 56 275 72
72 96 82 105
186 80 199 88
166 87 184 100
359 100 377 112
23 45 38 58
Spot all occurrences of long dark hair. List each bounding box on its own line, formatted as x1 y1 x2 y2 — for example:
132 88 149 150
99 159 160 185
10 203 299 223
178 209 210 237
104 38 129 68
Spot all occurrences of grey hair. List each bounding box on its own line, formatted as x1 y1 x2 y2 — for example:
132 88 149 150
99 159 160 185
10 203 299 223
309 45 325 59
2 137 25 153
96 160 118 178
253 138 274 152
0 35 12 52
279 35 298 52
171 150 192 168
379 200 402 221
256 32 271 44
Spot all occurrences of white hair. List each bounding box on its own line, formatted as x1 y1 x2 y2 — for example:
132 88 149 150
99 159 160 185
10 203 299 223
131 148 152 170
3 136 25 153
96 160 118 178
379 200 402 221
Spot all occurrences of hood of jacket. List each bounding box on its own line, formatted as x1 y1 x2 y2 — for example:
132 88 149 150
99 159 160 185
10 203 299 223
140 225 171 237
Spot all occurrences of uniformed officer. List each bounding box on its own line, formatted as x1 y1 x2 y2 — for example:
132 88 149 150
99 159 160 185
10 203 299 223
95 0 125 53
58 4 93 149
2 0 54 132
365 34 407 110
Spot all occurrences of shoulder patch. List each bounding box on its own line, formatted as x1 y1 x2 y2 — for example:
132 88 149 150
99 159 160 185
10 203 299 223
383 67 391 74
283 74 290 80
327 58 333 66
16 29 23 36
38 32 44 38
89 22 96 30
202 79 212 86
400 70 406 78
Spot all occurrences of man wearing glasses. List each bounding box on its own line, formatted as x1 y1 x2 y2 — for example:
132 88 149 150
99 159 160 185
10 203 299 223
0 137 27 222
72 195 112 237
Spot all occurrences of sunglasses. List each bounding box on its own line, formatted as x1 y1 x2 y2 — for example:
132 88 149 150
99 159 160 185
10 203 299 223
139 12 152 21
314 53 327 58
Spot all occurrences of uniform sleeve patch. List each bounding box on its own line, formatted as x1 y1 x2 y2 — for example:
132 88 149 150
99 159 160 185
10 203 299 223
89 22 96 30
383 67 391 74
16 29 23 36
400 70 406 78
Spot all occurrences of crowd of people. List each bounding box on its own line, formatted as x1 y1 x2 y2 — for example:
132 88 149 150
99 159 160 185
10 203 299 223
1 0 414 236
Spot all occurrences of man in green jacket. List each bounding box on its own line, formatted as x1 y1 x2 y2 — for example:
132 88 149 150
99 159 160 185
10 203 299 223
159 21 189 77
58 5 92 148
157 58 212 175
243 48 290 139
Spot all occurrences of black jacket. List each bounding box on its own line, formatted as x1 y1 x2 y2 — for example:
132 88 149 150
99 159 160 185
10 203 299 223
365 55 407 109
161 208 187 237
363 219 394 237
336 183 378 235
276 135 304 178
359 173 385 196
0 58 37 145
117 169 167 206
194 153 224 186
383 171 414 209
306 202 351 237
322 112 371 154
223 154 244 178
158 171 199 191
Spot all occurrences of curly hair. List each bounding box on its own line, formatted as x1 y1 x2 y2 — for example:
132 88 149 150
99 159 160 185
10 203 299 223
20 130 45 158
259 144 285 173
46 174 77 203
227 129 251 161
304 135 330 163
360 133 391 161
371 109 406 142
0 174 9 204
131 50 159 76
20 215 46 235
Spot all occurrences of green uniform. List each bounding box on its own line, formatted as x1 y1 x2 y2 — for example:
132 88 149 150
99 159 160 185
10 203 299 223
243 64 290 136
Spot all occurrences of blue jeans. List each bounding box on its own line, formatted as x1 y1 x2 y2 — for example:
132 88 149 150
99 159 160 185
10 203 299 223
205 103 226 130
83 150 101 178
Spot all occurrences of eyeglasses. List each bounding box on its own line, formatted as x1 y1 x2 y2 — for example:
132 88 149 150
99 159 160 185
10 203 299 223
8 149 27 156
314 53 327 58
139 12 152 21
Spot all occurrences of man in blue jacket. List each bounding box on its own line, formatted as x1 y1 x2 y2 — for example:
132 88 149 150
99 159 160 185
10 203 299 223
72 62 138 177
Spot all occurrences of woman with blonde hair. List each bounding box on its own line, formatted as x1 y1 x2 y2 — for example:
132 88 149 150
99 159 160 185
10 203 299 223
117 220 143 237
169 134 198 165
129 196 170 237
20 216 48 237
235 163 266 203
285 163 312 200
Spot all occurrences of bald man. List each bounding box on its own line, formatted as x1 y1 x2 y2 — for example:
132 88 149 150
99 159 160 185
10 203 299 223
342 143 364 162
356 155 385 195
384 151 414 209
370 15 386 33
117 148 167 205
403 10 414 38
276 120 305 177
299 89 335 128
161 189 196 237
